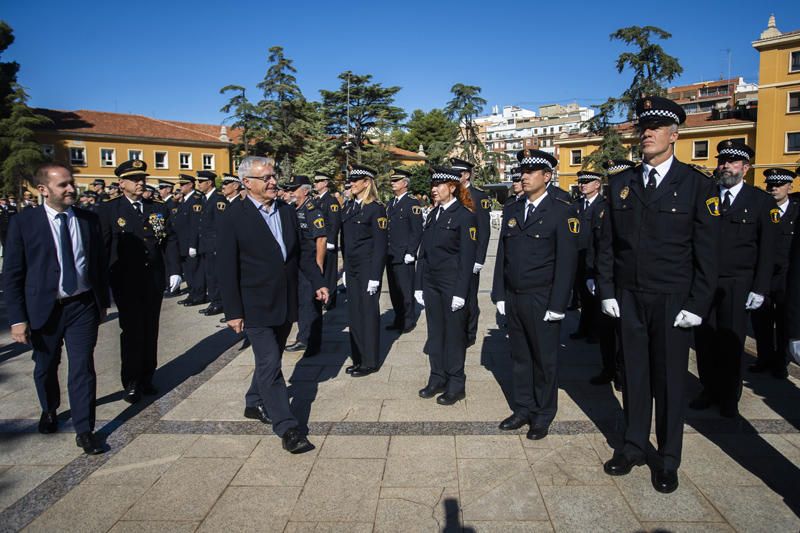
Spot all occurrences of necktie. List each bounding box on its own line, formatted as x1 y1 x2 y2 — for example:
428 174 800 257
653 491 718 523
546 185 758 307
133 201 143 216
525 203 535 222
583 199 589 212
56 213 77 295
434 207 441 221
721 191 732 214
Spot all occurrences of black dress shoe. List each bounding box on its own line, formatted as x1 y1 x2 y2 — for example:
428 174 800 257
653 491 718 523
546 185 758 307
282 428 314 454
526 424 550 440
183 298 207 307
418 384 446 399
499 413 529 430
38 411 58 434
198 307 211 315
123 383 141 404
466 337 476 348
652 468 679 493
244 404 272 424
603 454 645 476
351 366 378 377
204 305 223 316
688 391 714 410
589 372 614 385
285 341 307 353
177 298 191 305
436 391 465 405
140 382 158 395
76 432 106 455
401 324 416 334
748 361 769 373
345 364 360 375
219 317 227 323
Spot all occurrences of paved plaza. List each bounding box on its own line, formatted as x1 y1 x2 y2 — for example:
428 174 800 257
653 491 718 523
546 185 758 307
1 229 799 532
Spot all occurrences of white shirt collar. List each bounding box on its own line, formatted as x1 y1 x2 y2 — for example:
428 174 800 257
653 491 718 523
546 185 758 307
183 190 195 202
43 203 74 221
124 195 142 207
394 192 407 202
584 193 598 206
778 198 789 215
720 180 744 203
440 197 457 211
318 190 327 199
643 155 674 187
525 191 549 210
205 189 215 200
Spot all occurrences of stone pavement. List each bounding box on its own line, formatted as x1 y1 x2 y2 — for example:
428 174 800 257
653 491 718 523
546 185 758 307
1 227 799 532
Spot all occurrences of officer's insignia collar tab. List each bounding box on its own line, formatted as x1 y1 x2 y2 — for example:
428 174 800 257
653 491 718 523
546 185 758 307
330 203 339 212
480 198 490 210
217 201 226 211
770 208 781 223
117 217 126 227
411 205 422 215
705 197 721 217
469 226 477 240
620 186 630 200
377 217 387 229
313 217 325 229
508 218 517 228
568 217 580 234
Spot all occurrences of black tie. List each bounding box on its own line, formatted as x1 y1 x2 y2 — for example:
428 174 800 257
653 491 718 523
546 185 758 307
56 213 78 295
526 203 535 222
721 191 732 214
583 199 589 212
133 201 143 216
353 202 361 215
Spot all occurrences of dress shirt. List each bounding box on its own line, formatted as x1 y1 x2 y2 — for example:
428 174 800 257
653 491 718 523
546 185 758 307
43 203 89 298
248 195 286 260
719 180 744 207
524 191 549 221
642 155 674 189
437 197 457 220
205 190 215 201
183 190 196 203
391 192 407 208
777 198 789 218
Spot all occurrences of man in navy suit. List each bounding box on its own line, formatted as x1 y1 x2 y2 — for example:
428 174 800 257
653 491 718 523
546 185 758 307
3 162 110 454
217 156 329 454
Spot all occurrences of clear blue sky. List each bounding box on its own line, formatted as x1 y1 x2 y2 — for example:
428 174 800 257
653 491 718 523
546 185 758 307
4 0 799 125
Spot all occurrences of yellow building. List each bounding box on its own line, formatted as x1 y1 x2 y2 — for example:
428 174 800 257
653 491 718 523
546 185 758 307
752 15 800 186
34 109 237 189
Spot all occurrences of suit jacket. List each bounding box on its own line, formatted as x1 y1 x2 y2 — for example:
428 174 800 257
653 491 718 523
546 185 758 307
574 195 603 252
786 220 800 338
468 185 491 264
387 193 423 264
172 190 203 256
217 198 325 327
770 199 798 299
317 191 342 252
3 206 109 330
341 200 388 281
197 190 226 254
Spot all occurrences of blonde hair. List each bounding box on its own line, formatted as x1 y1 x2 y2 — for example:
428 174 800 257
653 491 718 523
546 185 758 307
361 178 380 205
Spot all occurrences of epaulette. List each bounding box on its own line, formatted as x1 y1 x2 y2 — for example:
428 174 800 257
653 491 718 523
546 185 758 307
688 164 713 178
471 185 485 193
103 196 119 202
556 198 571 205
152 198 164 204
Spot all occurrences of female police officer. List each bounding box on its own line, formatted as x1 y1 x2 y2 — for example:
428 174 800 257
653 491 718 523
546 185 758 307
414 167 477 404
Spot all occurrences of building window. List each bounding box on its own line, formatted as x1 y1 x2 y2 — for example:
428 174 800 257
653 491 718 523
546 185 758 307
202 153 215 170
570 149 581 165
179 152 192 170
100 148 115 167
693 140 709 159
787 132 800 153
69 147 86 166
41 144 55 159
128 149 143 160
791 50 800 73
789 91 800 113
154 151 168 169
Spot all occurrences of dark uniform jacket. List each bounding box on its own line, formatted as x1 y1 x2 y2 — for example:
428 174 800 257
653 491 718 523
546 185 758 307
296 197 326 267
197 190 226 255
386 193 423 264
217 198 325 327
547 184 573 203
786 222 800 339
769 199 798 300
172 190 202 256
574 195 604 252
468 185 491 265
317 191 342 252
584 196 609 279
491 194 579 313
597 160 720 318
341 200 388 282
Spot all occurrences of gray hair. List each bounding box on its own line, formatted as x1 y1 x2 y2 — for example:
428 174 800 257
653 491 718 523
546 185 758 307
237 156 276 180
299 184 312 193
669 124 679 134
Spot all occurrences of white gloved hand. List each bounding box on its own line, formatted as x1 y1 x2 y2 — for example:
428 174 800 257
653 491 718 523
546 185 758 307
473 262 483 274
496 301 506 316
169 275 182 293
188 247 197 258
403 253 415 264
326 243 335 250
367 280 379 295
745 292 765 311
601 298 620 318
414 290 425 306
342 271 346 288
451 296 465 312
586 279 596 296
789 339 800 365
543 310 566 322
673 309 702 328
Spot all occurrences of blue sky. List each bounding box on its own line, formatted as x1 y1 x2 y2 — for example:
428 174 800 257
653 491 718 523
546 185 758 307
3 0 799 125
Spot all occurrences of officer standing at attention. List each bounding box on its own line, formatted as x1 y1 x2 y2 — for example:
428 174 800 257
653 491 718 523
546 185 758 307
750 168 798 378
492 150 578 438
173 174 204 306
97 160 181 403
341 164 387 377
158 181 175 210
504 168 524 207
450 158 490 347
597 96 720 493
221 174 242 203
692 141 776 417
284 176 327 357
92 179 110 202
571 170 605 343
196 171 225 316
313 172 342 309
385 168 424 333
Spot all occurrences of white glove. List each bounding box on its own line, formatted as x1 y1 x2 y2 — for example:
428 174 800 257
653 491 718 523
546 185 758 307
745 292 765 311
496 301 506 316
414 290 425 306
342 271 346 288
789 339 800 365
451 296 465 312
473 262 483 274
543 310 565 322
673 309 702 328
326 243 335 250
403 253 415 264
586 279 596 296
601 299 620 318
367 280 379 295
169 275 182 292
188 247 197 258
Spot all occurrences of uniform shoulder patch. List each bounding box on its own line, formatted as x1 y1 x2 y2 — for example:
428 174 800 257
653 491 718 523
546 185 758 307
705 197 721 217
770 208 781 224
411 205 422 215
377 216 387 229
192 204 202 212
469 226 477 240
307 202 315 210
330 203 340 212
480 198 491 210
568 217 580 234
217 201 227 211
313 217 325 229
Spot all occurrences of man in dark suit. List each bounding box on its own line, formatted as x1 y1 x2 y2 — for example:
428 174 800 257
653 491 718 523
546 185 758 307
787 204 800 365
571 171 605 343
3 162 110 454
313 172 342 309
597 96 720 493
196 171 226 316
172 174 204 306
218 156 329 454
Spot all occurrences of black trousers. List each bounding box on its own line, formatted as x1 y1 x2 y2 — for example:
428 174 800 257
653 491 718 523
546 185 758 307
695 277 750 407
751 294 789 371
113 270 164 388
244 322 297 437
297 270 323 353
181 255 204 301
346 269 380 368
575 257 598 338
324 250 338 308
597 312 623 381
466 272 480 341
618 288 691 470
423 284 468 394
506 289 560 425
31 292 99 434
202 251 221 306
386 261 415 329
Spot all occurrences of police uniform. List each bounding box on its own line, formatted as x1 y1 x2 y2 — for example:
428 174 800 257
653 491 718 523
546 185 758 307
450 158 490 346
195 171 226 315
341 165 388 376
172 174 205 305
417 167 477 404
0 197 17 249
314 172 342 309
158 180 175 210
92 179 110 202
503 167 524 208
750 168 798 378
386 169 424 332
96 160 180 401
547 183 572 203
491 151 578 437
597 96 720 491
572 171 605 342
693 140 777 417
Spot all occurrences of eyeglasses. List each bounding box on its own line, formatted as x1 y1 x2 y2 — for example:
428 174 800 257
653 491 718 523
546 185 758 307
245 174 277 182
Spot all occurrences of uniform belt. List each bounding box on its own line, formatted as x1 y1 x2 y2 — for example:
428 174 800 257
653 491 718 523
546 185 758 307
56 291 91 305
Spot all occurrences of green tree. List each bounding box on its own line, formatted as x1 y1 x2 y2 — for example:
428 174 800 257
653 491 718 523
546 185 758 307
293 101 339 179
396 108 457 165
444 83 487 168
219 85 261 156
582 98 629 171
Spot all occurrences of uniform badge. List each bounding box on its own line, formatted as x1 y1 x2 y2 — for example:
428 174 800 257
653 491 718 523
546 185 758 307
377 217 387 229
568 218 580 234
620 186 630 200
412 205 422 215
770 208 781 224
171 208 178 214
217 201 226 211
705 197 721 217
643 99 652 110
307 202 315 210
330 203 339 212
132 160 144 168
313 217 325 229
508 218 517 228
192 204 202 212
481 199 490 210
469 226 477 240
117 217 126 228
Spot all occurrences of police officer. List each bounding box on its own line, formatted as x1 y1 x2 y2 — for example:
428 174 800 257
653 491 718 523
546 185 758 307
107 182 120 199
492 150 578 438
504 167 524 207
97 160 181 403
385 169 424 333
221 174 242 203
92 179 110 202
341 164 387 377
692 140 776 418
450 158 490 346
158 180 175 210
750 169 798 378
597 96 720 493
284 176 327 356
195 171 225 316
173 174 205 306
0 195 16 251
571 171 605 343
313 172 342 309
